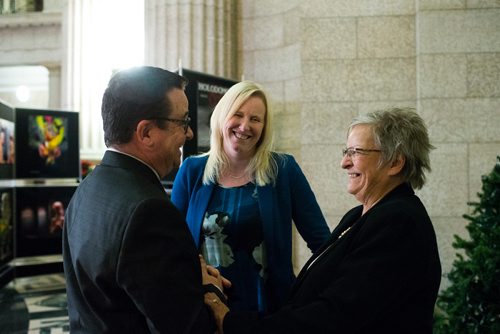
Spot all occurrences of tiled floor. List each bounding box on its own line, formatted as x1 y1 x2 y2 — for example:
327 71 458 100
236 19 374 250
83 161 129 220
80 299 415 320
0 273 68 333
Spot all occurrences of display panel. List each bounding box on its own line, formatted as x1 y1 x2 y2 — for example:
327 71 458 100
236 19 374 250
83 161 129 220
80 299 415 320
15 108 80 180
0 100 15 179
162 69 238 188
16 186 77 257
180 69 238 157
0 188 14 270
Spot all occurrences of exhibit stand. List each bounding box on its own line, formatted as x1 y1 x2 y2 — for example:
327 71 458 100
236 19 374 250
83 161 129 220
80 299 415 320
0 99 80 288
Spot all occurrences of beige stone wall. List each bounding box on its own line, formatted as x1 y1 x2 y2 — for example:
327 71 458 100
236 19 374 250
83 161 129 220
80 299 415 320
239 0 500 288
417 2 500 288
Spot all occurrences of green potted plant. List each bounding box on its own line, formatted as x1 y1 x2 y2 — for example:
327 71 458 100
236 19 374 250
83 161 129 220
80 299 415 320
434 156 500 333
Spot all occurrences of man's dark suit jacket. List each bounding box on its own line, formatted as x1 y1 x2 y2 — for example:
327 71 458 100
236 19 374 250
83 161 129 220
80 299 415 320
223 183 442 334
63 151 212 333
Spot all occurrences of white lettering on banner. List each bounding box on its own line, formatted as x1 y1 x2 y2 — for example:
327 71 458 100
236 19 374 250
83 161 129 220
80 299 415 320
198 82 229 94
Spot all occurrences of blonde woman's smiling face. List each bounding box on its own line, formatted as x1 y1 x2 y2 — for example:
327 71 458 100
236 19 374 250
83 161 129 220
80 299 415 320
222 95 266 160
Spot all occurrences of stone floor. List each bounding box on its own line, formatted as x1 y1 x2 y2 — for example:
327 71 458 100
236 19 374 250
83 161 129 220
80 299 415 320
0 273 68 333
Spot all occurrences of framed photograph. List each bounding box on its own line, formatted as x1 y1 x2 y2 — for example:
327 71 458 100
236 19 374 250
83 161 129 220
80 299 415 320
0 188 14 270
15 185 77 257
15 108 80 180
0 100 15 179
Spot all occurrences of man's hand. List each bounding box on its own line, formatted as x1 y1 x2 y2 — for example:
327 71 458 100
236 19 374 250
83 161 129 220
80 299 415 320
199 255 232 291
204 292 229 334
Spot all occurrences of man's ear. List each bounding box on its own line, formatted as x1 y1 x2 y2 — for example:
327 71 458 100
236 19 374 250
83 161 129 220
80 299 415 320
135 119 155 147
388 154 405 176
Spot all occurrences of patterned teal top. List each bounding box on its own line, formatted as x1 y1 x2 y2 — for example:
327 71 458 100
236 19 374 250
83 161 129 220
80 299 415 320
200 182 268 312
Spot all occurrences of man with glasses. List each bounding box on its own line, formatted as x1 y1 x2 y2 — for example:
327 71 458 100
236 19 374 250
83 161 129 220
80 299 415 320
63 66 226 333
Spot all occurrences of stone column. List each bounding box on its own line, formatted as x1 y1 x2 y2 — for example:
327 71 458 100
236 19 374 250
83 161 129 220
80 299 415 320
61 0 107 161
45 64 61 109
144 0 239 79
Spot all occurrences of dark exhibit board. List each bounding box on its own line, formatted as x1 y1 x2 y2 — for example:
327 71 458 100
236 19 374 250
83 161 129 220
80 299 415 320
0 100 15 179
180 69 238 157
15 108 80 180
0 101 80 287
16 186 77 258
161 69 238 188
0 188 14 270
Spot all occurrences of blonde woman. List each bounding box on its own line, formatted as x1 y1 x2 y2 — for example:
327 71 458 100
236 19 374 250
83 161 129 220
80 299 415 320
171 81 330 313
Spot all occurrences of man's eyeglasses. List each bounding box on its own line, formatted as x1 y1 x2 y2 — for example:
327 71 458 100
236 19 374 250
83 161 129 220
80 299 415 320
150 116 191 134
342 147 382 158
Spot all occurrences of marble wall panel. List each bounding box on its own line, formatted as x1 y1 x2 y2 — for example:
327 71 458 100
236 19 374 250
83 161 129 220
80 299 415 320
419 54 467 98
0 49 60 64
240 18 255 51
358 100 417 115
301 141 357 216
301 102 358 144
283 101 301 117
417 143 469 217
5 26 35 49
419 0 465 10
467 53 500 98
419 9 500 53
284 77 301 102
292 226 313 274
300 0 415 17
467 0 500 8
252 14 284 49
240 50 255 79
464 98 500 142
419 98 468 142
0 29 12 51
301 143 340 188
252 0 299 17
300 161 338 201
302 60 355 102
33 25 61 49
238 0 254 19
253 44 301 81
468 143 500 204
302 59 416 102
261 80 285 103
358 15 415 58
348 58 417 101
273 112 301 149
300 17 356 60
284 6 301 45
420 98 500 143
432 216 469 290
43 0 63 12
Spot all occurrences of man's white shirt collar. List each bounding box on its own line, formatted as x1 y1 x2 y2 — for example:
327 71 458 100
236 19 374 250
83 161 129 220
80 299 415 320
107 148 162 181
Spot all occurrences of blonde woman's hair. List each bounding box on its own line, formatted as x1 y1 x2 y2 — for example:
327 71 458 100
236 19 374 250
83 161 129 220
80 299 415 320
202 80 277 186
